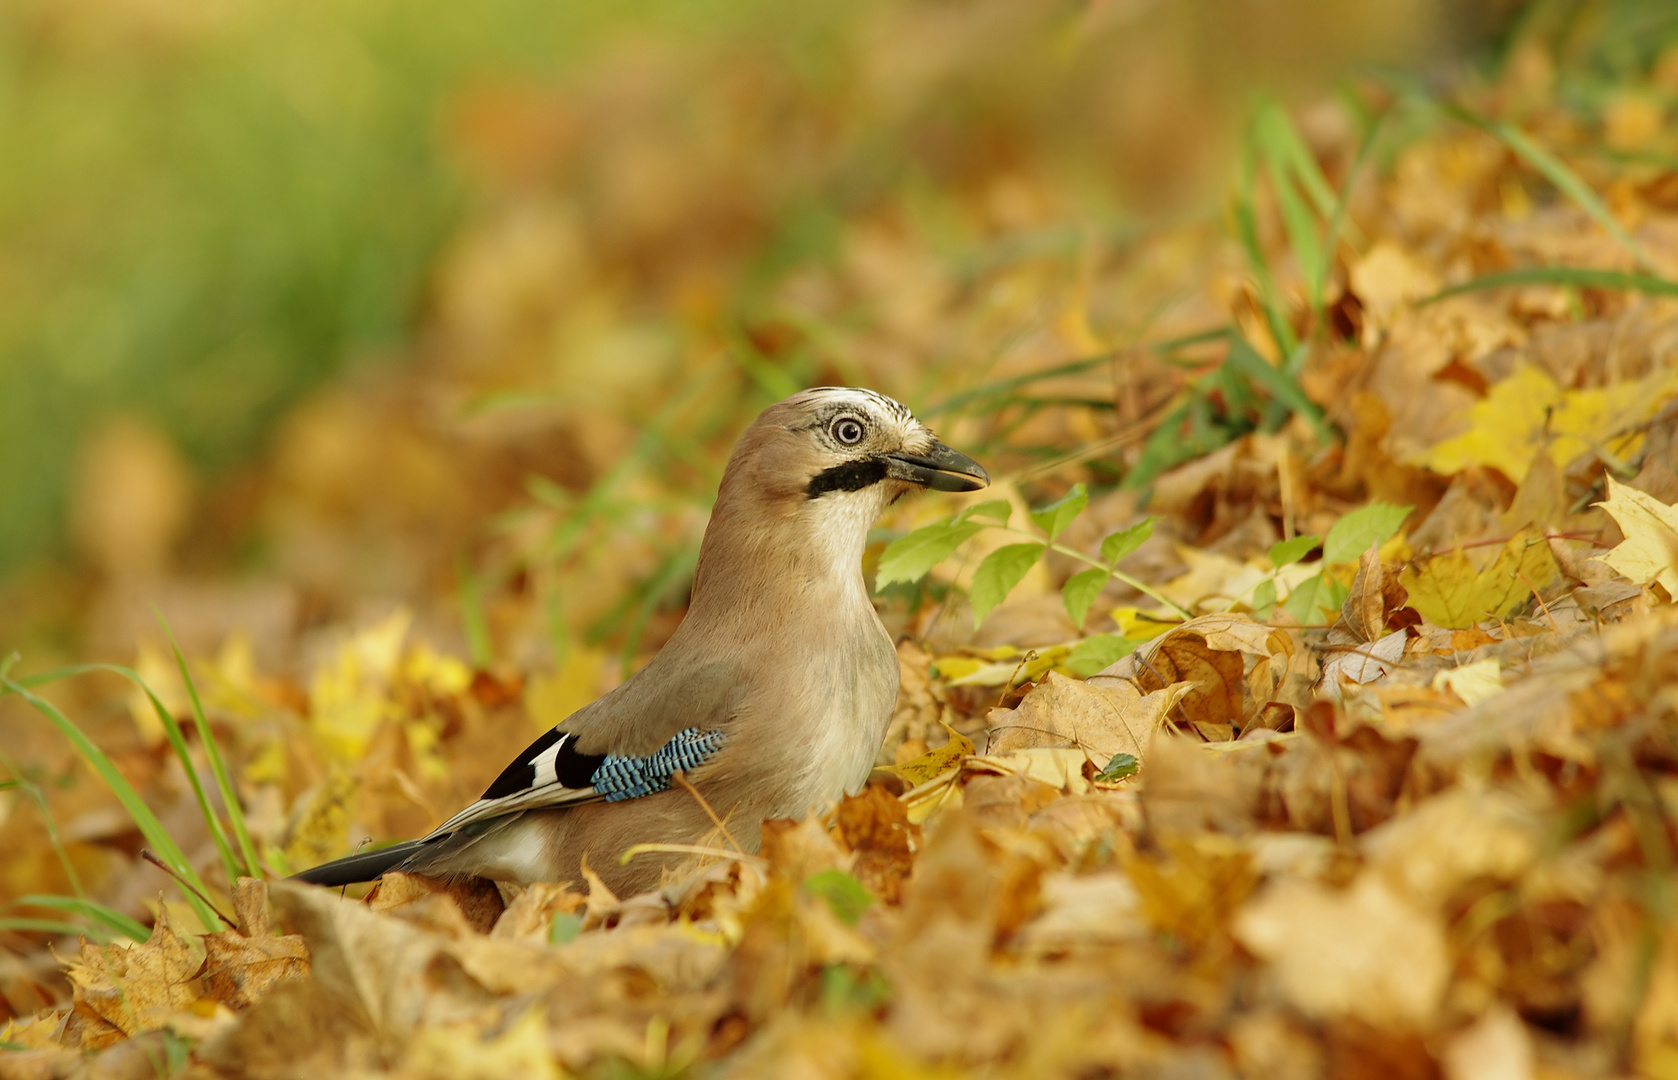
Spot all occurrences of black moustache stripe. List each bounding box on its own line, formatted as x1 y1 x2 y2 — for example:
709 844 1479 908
807 457 889 498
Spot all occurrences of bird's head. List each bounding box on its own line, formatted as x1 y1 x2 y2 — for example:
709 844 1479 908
699 388 989 591
742 386 988 505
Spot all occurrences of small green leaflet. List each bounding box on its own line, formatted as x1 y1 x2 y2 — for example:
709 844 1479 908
876 520 985 588
803 869 873 925
1094 751 1139 783
1063 567 1110 628
1066 634 1137 677
549 911 583 944
1268 534 1321 569
1322 503 1411 565
1100 517 1157 564
1029 483 1087 542
970 543 1045 625
1281 572 1346 624
958 499 1012 525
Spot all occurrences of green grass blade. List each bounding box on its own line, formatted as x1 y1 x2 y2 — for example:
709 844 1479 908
457 555 494 669
157 616 264 880
0 767 89 901
1311 102 1387 340
0 917 119 942
22 661 242 886
1223 333 1328 437
0 675 221 931
9 895 150 943
1257 101 1339 221
1444 103 1654 271
1233 132 1299 356
1422 266 1678 304
1265 156 1324 317
1255 104 1326 317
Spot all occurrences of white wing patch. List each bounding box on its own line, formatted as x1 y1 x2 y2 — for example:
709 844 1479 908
530 734 566 788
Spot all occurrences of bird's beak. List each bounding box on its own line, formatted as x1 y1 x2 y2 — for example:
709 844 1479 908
885 442 991 492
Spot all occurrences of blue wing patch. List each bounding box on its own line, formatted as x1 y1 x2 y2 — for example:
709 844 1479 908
591 727 726 802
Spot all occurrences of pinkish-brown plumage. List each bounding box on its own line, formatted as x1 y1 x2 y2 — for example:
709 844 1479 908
294 388 987 895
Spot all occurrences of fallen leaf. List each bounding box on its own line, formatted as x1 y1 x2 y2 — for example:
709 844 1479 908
1233 873 1449 1028
65 907 203 1041
1401 531 1560 629
1441 1006 1535 1080
1593 475 1678 598
197 928 310 1011
888 723 976 785
1416 363 1678 483
987 671 1187 764
1432 659 1504 706
835 785 917 903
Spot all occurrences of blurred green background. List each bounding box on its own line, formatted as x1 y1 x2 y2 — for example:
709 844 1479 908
2 0 1675 654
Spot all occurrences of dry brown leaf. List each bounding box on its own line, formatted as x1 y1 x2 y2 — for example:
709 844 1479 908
834 784 917 903
986 671 1187 765
64 907 203 1043
197 929 310 1011
1098 613 1290 734
1234 873 1450 1028
1361 788 1544 908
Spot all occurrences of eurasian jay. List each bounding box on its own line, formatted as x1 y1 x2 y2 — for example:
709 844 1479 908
294 387 988 895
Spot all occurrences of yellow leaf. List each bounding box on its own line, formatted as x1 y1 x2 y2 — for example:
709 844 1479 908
1400 531 1559 629
400 641 472 696
1432 659 1504 706
308 611 413 760
1416 364 1678 483
404 1007 563 1080
935 645 1068 688
525 644 607 731
886 723 975 786
1111 607 1181 642
1593 476 1678 598
283 765 355 871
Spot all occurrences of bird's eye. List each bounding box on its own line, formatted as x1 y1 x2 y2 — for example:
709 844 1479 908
831 416 866 445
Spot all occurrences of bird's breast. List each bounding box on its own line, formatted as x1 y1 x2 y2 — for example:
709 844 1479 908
785 605 898 812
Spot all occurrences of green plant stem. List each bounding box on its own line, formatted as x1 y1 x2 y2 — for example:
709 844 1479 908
994 526 1193 619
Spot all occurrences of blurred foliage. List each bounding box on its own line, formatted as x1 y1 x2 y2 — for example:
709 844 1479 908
0 0 1541 577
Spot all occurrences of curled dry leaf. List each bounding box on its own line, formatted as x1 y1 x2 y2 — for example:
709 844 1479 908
986 670 1189 764
1096 613 1292 736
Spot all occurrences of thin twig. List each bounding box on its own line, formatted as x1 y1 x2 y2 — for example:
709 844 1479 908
620 843 765 866
1423 531 1607 558
140 850 235 930
995 650 1039 708
1515 567 1561 632
671 771 744 855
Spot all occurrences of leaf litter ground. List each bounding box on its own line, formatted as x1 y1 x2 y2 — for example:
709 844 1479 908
7 24 1678 1080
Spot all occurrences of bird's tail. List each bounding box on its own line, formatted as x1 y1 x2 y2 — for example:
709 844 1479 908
291 839 429 887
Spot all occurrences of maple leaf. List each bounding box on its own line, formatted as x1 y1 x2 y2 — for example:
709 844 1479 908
65 907 202 1043
1592 476 1678 598
1400 531 1560 629
1416 364 1678 483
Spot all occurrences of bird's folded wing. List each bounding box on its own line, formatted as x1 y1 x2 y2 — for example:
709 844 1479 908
425 725 726 838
